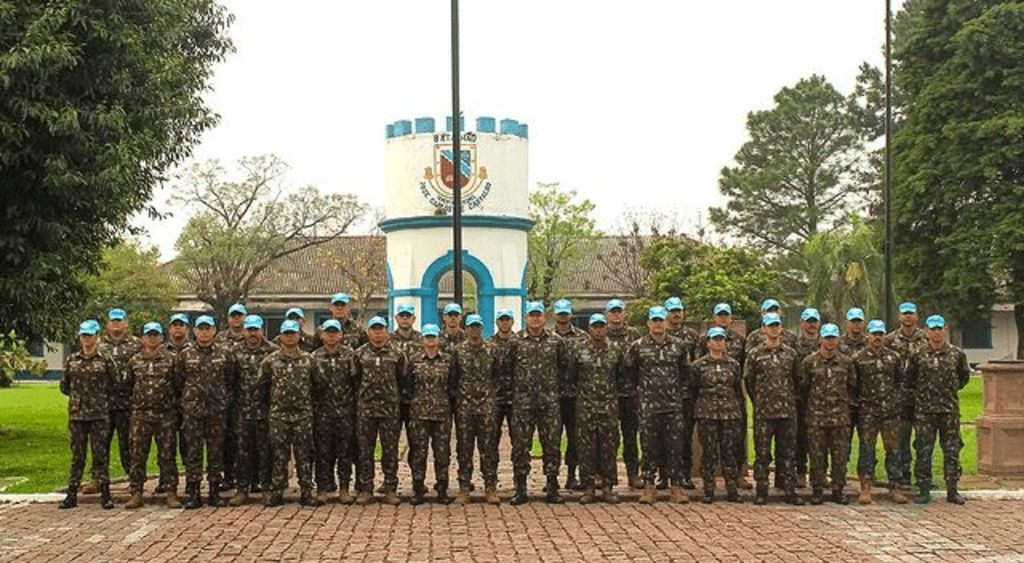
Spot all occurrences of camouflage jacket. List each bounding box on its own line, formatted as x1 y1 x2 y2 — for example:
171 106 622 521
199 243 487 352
352 341 408 418
692 354 743 420
234 338 279 421
802 351 856 428
488 332 516 406
179 342 236 414
165 338 191 355
273 331 319 353
608 324 641 397
905 342 970 415
213 329 246 350
884 327 928 365
697 328 746 370
260 349 320 421
98 333 141 411
794 334 820 362
668 324 700 362
554 324 588 398
314 319 367 351
452 339 499 416
510 328 568 409
626 333 690 415
569 338 626 416
745 327 798 353
440 328 467 354
853 345 904 420
744 343 803 420
312 344 357 416
839 333 869 357
390 329 422 357
408 350 456 422
61 351 115 421
126 348 182 414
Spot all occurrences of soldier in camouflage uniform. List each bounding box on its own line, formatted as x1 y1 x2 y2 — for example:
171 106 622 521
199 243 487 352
327 293 369 350
229 315 277 506
125 322 183 509
885 301 927 490
569 314 626 504
406 324 457 505
440 302 467 352
853 320 907 504
665 297 699 489
261 320 321 507
627 306 691 504
390 303 421 439
552 298 587 491
803 323 856 505
178 315 235 509
452 315 501 505
166 313 191 353
605 299 642 489
840 308 869 473
214 303 248 348
60 320 117 510
273 308 319 353
692 326 744 504
793 307 822 488
312 319 357 504
906 315 971 505
213 303 246 492
488 308 517 488
745 299 799 352
508 301 568 505
745 313 804 505
353 316 408 506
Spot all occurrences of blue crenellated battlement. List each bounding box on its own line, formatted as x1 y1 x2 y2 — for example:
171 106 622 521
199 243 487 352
385 115 528 139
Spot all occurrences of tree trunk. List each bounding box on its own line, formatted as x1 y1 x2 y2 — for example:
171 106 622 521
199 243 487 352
1015 303 1024 361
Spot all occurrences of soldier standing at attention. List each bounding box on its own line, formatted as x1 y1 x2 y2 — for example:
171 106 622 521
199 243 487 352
488 308 517 489
853 320 908 504
261 319 321 507
312 319 357 505
839 307 869 357
885 301 927 492
665 296 699 490
273 308 318 353
906 314 971 505
166 314 191 353
745 313 805 506
353 316 408 506
214 303 247 348
793 307 821 488
213 304 245 493
745 299 798 352
328 292 368 350
179 315 235 509
627 306 691 504
508 301 568 505
569 313 626 504
605 299 642 489
229 315 277 506
124 322 183 509
692 326 744 504
552 298 586 491
803 323 856 506
440 302 467 352
407 324 457 505
452 314 501 505
390 303 421 439
60 320 117 510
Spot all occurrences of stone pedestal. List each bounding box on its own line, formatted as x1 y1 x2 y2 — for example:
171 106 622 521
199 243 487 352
976 360 1024 476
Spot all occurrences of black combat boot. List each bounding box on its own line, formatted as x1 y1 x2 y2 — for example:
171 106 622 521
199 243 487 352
946 482 965 505
263 490 284 507
656 471 669 490
99 484 114 510
510 475 529 506
410 480 426 506
784 487 804 506
831 489 849 505
434 481 452 505
565 466 582 491
701 486 715 504
915 483 932 504
58 489 77 509
680 475 695 490
810 488 825 505
207 483 227 507
218 479 235 493
184 482 203 510
545 475 564 504
299 489 319 507
754 484 768 506
726 486 743 503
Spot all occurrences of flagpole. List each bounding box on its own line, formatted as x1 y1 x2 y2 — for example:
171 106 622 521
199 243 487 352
451 0 463 309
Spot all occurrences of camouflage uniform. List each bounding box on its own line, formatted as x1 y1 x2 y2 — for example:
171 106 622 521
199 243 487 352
487 332 516 482
233 338 277 492
692 353 744 493
885 327 928 487
626 334 690 486
261 349 320 495
452 339 500 490
607 324 642 480
853 345 904 483
352 340 408 493
440 329 467 353
569 338 626 489
509 328 568 482
668 324 700 361
97 333 141 476
212 329 244 484
407 350 456 488
554 324 587 480
312 343 357 494
840 333 869 443
126 348 182 494
744 343 802 492
793 335 820 480
340 319 369 350
178 342 236 489
905 342 970 489
61 351 116 490
214 330 246 348
698 329 747 478
745 327 798 352
273 331 319 353
803 351 856 492
390 328 422 434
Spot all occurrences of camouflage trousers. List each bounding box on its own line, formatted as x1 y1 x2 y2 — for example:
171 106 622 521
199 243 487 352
736 396 750 473
456 410 497 488
795 398 810 476
222 405 237 485
408 418 451 484
753 416 797 489
510 402 562 479
640 410 684 485
808 425 851 491
576 408 619 489
679 398 696 479
128 410 179 493
314 410 355 493
895 407 915 487
67 419 110 489
234 416 270 491
356 414 400 493
856 413 901 482
559 397 579 469
489 404 513 482
98 409 131 477
914 412 962 487
268 415 314 493
618 395 640 475
698 418 742 489
182 408 227 486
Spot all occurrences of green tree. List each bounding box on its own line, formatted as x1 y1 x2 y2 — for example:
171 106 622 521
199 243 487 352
0 332 47 387
526 182 600 305
892 0 1024 357
0 0 233 343
172 155 366 320
78 241 178 332
710 75 874 254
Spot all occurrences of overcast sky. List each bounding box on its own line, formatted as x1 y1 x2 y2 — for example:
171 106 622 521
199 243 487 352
145 0 904 259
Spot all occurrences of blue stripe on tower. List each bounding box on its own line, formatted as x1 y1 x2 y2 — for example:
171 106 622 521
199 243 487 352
476 117 496 133
415 117 435 134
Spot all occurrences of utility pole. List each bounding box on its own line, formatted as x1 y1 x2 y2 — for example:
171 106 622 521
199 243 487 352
450 0 463 308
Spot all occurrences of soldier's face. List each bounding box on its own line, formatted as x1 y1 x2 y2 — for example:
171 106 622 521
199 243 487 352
868 332 885 348
107 319 127 337
555 313 571 326
713 313 732 328
79 334 98 353
245 327 262 345
367 325 388 346
900 312 918 327
395 312 414 330
331 302 350 320
195 325 215 346
588 323 607 342
607 309 626 325
708 336 726 353
926 326 946 345
525 311 546 331
847 319 864 335
466 324 483 339
496 317 514 332
763 323 782 339
667 309 684 325
801 319 819 335
444 313 461 330
820 336 839 353
647 318 667 337
279 331 300 349
228 312 244 329
169 322 189 341
422 335 439 353
141 332 162 351
322 328 342 347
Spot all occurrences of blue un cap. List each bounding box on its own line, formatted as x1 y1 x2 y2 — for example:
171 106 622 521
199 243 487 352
899 302 917 314
444 303 462 315
243 315 264 330
867 320 887 334
762 313 782 326
761 299 781 311
589 313 608 326
707 326 726 339
525 301 545 314
78 320 101 335
606 299 626 311
170 313 189 325
648 306 668 320
396 303 415 316
926 315 945 329
553 299 572 315
819 323 840 338
366 316 388 329
846 307 866 321
321 319 342 332
421 323 440 337
801 308 821 322
108 308 127 321
331 292 350 305
228 303 247 316
143 321 163 335
665 297 684 311
496 308 515 320
465 314 484 327
714 303 732 316
194 315 215 327
285 307 305 320
279 320 301 333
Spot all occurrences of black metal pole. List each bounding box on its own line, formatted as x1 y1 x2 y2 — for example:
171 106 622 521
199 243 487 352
883 0 894 328
451 0 463 309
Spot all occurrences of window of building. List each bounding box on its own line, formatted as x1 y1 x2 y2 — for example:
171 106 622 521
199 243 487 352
961 317 993 349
